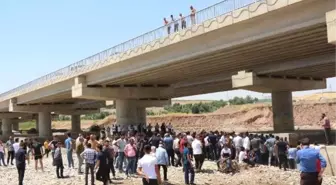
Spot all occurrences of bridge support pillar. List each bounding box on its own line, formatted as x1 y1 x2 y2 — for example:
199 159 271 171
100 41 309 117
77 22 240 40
137 107 147 125
116 100 138 132
38 112 52 138
326 9 336 45
12 121 19 131
1 118 13 137
232 71 327 132
115 99 168 132
36 117 39 133
71 115 82 133
272 91 294 132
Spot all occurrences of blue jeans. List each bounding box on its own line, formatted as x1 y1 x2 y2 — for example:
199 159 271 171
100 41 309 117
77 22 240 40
126 156 136 175
184 163 195 184
117 152 125 171
66 149 74 168
255 149 262 164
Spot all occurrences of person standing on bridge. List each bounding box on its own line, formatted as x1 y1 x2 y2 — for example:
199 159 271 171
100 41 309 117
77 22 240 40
320 113 332 145
180 13 186 29
190 6 196 25
164 18 170 35
170 15 179 32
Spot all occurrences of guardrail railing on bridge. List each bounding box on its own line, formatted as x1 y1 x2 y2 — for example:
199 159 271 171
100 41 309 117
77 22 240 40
0 0 261 101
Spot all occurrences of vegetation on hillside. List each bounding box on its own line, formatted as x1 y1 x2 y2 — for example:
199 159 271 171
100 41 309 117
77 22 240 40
163 96 259 114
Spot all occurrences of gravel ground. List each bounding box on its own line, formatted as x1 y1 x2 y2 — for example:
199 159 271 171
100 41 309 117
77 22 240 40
0 152 335 185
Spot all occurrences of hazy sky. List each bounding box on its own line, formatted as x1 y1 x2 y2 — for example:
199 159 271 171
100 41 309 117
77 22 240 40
0 0 335 100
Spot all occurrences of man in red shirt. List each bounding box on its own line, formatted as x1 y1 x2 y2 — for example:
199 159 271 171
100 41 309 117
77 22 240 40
320 113 332 145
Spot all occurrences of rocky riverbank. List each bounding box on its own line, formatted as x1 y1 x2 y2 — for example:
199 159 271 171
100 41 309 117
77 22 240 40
0 151 335 185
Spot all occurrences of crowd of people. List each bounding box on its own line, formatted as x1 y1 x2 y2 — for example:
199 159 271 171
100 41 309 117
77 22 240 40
0 117 331 185
163 6 197 34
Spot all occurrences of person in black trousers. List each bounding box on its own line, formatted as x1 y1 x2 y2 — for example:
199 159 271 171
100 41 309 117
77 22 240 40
15 142 26 185
54 142 64 178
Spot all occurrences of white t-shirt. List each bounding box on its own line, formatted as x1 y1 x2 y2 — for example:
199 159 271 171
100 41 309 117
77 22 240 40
238 151 246 163
219 136 226 145
204 136 209 146
243 137 250 150
233 136 243 148
173 138 180 149
138 154 158 179
191 139 202 155
13 143 20 153
187 135 194 144
220 148 231 157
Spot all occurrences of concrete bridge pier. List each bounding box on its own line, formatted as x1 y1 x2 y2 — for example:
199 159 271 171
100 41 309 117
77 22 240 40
12 120 19 131
1 118 13 138
71 115 82 133
115 99 170 132
116 99 138 132
38 112 52 138
271 91 294 132
137 107 147 126
232 71 326 132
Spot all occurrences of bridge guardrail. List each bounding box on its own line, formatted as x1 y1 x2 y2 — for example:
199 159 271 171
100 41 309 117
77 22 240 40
0 0 260 101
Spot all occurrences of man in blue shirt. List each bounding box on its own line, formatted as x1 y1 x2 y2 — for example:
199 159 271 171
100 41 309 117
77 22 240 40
15 142 26 185
287 145 297 169
163 133 174 166
183 142 195 185
156 144 169 181
296 138 327 185
65 132 74 168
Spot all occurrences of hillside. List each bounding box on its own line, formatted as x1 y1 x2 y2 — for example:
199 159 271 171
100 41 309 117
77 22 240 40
51 101 336 132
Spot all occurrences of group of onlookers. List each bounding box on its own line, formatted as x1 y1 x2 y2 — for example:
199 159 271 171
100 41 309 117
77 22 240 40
0 114 331 185
163 6 197 34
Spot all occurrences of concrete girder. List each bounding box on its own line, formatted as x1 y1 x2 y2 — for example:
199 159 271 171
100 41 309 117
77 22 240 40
232 71 326 93
326 9 336 45
54 108 100 115
72 83 172 100
8 98 105 113
0 112 32 119
135 99 171 107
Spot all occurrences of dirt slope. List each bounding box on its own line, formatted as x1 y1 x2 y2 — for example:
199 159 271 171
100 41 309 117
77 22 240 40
53 101 336 132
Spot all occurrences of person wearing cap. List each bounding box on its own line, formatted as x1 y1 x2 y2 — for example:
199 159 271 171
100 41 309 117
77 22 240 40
296 138 327 185
156 143 169 181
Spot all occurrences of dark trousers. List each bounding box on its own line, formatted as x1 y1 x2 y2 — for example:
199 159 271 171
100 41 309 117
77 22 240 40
56 164 64 178
85 163 95 185
142 178 158 185
108 159 116 178
167 148 174 166
17 166 25 185
7 151 14 165
205 146 210 160
324 128 332 145
300 172 319 185
158 164 167 180
288 158 296 169
174 149 182 167
209 144 217 160
278 154 288 170
194 154 204 170
184 163 195 184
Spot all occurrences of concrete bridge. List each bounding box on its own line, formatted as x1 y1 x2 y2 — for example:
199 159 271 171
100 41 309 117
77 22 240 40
0 0 335 139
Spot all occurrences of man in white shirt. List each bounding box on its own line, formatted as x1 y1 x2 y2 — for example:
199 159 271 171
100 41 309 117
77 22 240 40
204 135 210 160
233 133 243 160
243 133 250 151
192 134 203 171
137 145 162 185
173 135 181 167
13 138 20 154
186 132 193 144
